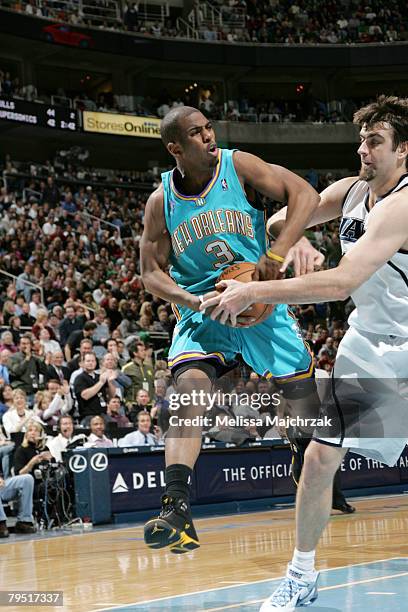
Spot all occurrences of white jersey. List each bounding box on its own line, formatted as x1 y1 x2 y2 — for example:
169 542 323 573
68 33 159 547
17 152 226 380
339 174 408 337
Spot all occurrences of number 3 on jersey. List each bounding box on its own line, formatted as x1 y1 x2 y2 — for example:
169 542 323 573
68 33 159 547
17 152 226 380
205 240 235 269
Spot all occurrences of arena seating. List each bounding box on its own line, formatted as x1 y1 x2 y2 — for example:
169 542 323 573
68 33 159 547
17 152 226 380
1 63 375 125
0 0 406 44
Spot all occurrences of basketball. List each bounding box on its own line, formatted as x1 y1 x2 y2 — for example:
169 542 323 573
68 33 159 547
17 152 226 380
217 262 274 326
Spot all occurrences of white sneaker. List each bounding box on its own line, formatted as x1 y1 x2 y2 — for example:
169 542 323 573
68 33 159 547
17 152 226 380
259 564 319 611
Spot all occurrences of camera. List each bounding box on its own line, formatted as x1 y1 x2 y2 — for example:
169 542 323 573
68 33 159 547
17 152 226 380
33 461 64 480
33 461 74 529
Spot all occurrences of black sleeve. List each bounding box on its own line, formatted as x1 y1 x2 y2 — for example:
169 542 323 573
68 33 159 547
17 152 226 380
36 357 49 375
13 445 33 475
67 358 79 377
73 374 88 398
46 366 56 382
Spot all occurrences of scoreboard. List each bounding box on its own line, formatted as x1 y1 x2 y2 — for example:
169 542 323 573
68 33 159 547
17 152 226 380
0 96 78 131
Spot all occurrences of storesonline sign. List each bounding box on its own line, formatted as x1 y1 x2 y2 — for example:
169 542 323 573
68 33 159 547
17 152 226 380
83 111 161 138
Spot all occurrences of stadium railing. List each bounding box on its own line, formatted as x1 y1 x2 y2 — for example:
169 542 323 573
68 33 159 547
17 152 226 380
0 270 44 305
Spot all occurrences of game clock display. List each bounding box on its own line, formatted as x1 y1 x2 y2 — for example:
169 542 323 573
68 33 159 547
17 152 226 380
0 96 78 131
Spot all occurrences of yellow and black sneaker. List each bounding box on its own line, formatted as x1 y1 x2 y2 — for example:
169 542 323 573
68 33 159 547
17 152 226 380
144 494 200 555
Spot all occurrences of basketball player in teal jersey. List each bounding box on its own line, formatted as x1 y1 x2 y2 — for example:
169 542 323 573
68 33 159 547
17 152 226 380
141 106 320 553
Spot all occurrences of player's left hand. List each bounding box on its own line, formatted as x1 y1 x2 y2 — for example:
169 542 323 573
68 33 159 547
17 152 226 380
280 236 325 276
200 280 255 327
253 254 283 281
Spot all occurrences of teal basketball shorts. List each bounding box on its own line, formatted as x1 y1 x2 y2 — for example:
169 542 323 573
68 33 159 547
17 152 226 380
168 303 313 383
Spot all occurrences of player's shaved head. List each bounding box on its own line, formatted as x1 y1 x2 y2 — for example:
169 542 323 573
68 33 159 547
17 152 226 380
160 106 200 146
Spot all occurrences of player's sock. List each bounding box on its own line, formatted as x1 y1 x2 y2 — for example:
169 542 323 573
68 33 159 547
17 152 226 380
165 464 193 500
291 548 316 575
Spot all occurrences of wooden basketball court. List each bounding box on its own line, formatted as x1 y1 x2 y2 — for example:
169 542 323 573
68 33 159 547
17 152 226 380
2 495 408 611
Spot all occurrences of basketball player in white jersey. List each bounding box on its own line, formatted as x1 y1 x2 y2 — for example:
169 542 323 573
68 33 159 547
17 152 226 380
200 95 408 610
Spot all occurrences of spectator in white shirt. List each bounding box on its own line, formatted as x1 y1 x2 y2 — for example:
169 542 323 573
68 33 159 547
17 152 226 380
39 328 62 355
118 412 160 447
35 379 73 426
42 215 57 236
2 390 34 436
29 290 44 319
47 415 86 462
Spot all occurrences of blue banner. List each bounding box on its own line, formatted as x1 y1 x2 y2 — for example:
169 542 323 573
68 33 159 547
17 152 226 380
195 449 275 503
107 448 198 512
66 444 408 523
340 452 402 489
398 447 408 483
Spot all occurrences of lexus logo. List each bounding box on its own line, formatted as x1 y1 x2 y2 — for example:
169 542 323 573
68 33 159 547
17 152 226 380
90 452 108 472
69 454 87 473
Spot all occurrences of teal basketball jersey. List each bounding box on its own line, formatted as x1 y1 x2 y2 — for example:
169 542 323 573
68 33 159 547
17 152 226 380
162 148 267 294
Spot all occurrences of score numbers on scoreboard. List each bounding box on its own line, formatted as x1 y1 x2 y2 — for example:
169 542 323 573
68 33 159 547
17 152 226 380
0 97 78 131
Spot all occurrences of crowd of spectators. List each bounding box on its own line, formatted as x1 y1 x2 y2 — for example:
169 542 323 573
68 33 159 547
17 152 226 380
0 146 173 465
2 145 159 193
0 0 123 29
160 94 372 124
1 0 407 44
203 0 407 44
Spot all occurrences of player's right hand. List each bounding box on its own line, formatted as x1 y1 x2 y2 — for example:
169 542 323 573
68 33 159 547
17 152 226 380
189 295 202 313
253 254 283 281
